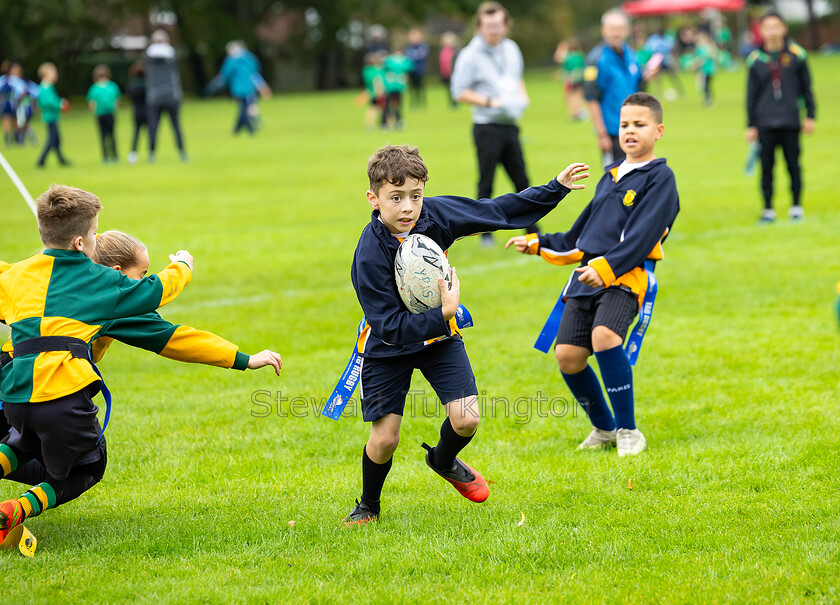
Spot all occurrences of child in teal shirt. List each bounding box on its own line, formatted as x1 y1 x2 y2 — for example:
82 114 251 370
360 51 386 130
692 32 718 106
382 51 413 129
87 64 121 163
554 39 586 121
35 62 69 168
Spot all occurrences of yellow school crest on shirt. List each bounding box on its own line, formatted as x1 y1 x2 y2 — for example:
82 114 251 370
622 190 636 206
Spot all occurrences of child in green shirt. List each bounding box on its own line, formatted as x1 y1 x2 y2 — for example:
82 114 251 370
554 38 586 121
359 51 386 131
382 51 413 129
86 64 121 163
35 62 70 168
692 32 718 106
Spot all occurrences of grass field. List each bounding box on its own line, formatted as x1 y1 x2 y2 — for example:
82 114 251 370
1 56 839 603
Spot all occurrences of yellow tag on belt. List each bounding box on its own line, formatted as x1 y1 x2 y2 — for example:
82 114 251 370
0 525 37 557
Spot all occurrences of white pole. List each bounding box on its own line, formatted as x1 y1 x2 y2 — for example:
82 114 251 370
0 150 37 217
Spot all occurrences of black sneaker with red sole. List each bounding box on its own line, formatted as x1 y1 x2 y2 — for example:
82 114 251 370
342 498 379 527
422 442 489 503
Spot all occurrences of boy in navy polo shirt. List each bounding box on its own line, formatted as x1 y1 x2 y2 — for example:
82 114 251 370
507 93 679 457
343 145 589 525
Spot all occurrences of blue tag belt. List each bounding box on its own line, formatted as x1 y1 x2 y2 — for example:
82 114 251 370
533 260 658 366
323 305 474 421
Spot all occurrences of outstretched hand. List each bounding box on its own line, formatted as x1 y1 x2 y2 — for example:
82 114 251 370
556 163 590 190
248 350 283 376
169 250 194 271
505 235 530 253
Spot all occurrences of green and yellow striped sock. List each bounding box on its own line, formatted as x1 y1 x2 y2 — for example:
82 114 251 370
18 483 56 520
0 443 19 478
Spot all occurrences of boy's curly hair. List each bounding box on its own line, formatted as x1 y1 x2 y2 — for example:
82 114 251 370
367 145 429 194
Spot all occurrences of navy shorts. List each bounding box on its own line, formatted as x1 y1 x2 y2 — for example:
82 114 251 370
555 287 639 352
3 383 105 480
359 337 478 423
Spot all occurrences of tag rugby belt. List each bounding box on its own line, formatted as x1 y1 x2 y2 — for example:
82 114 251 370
322 305 475 421
533 260 658 366
0 336 112 441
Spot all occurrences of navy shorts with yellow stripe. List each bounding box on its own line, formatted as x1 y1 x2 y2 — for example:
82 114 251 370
555 287 639 352
359 337 478 423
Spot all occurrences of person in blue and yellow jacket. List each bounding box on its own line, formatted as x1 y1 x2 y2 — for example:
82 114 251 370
0 188 283 544
584 9 642 167
507 92 679 458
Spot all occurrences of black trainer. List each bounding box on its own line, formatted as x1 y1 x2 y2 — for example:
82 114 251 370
342 498 379 526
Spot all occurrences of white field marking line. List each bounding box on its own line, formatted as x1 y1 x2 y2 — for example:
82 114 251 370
0 150 37 216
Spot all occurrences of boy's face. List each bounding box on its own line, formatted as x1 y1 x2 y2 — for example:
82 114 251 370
74 215 99 258
760 17 787 46
619 104 663 162
367 178 424 235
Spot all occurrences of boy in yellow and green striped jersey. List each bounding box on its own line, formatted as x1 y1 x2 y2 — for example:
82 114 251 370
0 189 283 543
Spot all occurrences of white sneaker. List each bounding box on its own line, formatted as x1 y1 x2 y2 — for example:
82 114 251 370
127 151 138 164
617 428 647 457
789 206 804 221
577 427 617 450
759 208 776 223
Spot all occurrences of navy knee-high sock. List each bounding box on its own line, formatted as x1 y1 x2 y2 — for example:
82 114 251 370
594 345 635 430
561 365 615 431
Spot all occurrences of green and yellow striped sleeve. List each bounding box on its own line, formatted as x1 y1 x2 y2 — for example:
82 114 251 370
111 261 192 318
98 312 249 370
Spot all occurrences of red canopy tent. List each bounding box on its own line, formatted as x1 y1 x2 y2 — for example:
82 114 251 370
622 0 745 16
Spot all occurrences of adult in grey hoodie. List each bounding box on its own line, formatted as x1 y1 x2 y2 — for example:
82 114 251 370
450 2 536 244
144 30 186 161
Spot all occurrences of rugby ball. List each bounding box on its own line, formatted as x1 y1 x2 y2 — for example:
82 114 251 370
394 234 451 314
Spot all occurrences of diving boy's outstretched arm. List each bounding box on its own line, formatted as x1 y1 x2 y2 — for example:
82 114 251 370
97 311 282 375
111 250 194 318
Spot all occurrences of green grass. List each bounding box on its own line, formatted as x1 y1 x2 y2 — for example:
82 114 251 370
1 57 839 603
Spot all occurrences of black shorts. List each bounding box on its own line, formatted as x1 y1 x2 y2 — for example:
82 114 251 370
555 287 639 352
3 383 105 480
359 337 478 422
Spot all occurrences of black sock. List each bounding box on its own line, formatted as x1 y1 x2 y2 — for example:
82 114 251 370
432 418 474 470
360 445 391 514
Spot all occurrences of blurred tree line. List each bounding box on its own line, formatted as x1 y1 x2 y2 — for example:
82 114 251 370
1 0 833 95
0 0 620 94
